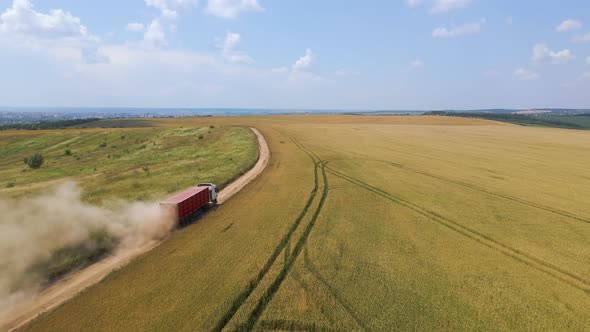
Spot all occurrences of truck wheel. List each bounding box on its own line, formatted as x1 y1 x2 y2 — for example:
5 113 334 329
213 199 218 205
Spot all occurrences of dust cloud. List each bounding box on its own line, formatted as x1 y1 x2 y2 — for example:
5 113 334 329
0 181 175 316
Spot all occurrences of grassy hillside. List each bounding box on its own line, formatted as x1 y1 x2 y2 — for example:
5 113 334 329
0 125 258 204
24 115 590 331
0 125 258 286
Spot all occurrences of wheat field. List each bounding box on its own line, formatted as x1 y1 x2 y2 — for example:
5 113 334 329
23 115 590 331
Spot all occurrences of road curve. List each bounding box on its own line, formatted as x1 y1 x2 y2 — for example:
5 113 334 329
0 127 270 332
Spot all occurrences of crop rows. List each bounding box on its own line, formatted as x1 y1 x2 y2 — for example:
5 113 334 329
213 138 329 331
380 159 590 225
326 166 590 294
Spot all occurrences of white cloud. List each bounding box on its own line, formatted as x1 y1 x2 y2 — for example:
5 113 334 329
126 22 145 32
205 0 263 19
573 32 590 44
513 68 539 81
144 0 197 19
586 56 590 65
144 19 166 47
410 59 423 69
271 66 288 74
217 31 252 63
292 48 313 71
556 19 582 32
532 43 574 64
405 0 421 8
432 21 482 38
0 0 94 41
0 0 102 63
430 0 471 14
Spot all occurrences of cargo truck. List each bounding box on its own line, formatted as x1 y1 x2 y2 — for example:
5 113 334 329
160 183 218 224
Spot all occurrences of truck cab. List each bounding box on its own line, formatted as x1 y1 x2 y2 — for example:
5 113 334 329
197 183 218 205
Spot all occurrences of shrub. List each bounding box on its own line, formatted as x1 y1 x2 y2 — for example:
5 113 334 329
6 182 15 188
198 134 204 140
142 165 150 175
209 125 215 129
99 142 107 148
65 149 72 156
26 153 44 169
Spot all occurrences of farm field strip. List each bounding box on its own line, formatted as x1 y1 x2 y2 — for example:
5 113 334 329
237 139 329 331
219 138 332 331
301 245 369 331
326 166 590 294
365 158 590 225
212 138 324 331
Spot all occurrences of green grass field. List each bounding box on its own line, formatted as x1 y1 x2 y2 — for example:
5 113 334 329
0 125 258 204
21 116 590 331
0 125 258 287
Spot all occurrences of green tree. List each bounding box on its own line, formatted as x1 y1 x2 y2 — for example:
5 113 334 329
26 153 44 169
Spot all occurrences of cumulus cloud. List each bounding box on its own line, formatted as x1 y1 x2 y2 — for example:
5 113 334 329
271 66 288 73
532 43 574 64
205 0 263 18
0 0 102 63
573 32 590 44
126 22 145 32
405 0 421 8
292 48 314 71
143 19 166 46
410 59 423 69
217 31 253 63
556 19 582 32
513 68 539 81
145 0 197 19
432 21 482 38
0 0 93 40
430 0 471 14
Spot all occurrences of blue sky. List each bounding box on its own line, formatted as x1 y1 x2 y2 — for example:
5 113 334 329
0 0 589 110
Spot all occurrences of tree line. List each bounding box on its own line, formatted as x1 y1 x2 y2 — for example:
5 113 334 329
0 118 100 131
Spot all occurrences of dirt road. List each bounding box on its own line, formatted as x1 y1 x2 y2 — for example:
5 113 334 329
0 127 269 332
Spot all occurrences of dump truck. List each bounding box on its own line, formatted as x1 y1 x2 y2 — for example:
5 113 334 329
160 183 218 224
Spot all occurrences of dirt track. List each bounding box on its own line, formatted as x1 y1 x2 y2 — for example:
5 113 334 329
0 127 269 332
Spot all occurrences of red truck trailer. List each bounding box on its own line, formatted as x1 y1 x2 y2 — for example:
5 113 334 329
160 183 218 224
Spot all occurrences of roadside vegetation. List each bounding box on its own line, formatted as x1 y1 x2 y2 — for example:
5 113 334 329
23 115 590 331
426 111 590 130
0 124 258 293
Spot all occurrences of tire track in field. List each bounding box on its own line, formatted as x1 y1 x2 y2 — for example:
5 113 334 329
381 160 590 225
239 141 329 331
303 246 369 331
291 140 369 331
326 167 590 294
212 138 320 332
257 319 335 331
336 157 590 225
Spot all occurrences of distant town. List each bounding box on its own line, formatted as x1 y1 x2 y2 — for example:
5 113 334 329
0 107 589 125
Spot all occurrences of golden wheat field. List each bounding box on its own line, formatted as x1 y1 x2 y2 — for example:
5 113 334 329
23 115 590 331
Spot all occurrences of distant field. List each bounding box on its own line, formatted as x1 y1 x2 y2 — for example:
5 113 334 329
23 115 590 331
0 125 258 204
429 111 590 130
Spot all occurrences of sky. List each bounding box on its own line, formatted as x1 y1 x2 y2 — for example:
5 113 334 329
0 0 589 110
